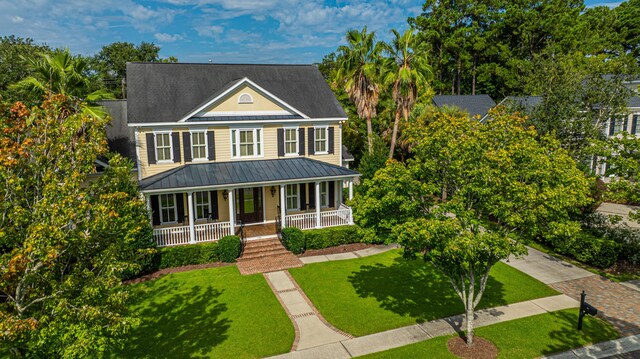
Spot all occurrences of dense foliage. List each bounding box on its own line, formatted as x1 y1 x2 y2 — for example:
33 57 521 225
217 235 242 263
281 227 305 254
303 225 362 249
154 242 220 270
0 96 152 357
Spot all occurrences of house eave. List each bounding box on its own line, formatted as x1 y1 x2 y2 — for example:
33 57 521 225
127 117 349 128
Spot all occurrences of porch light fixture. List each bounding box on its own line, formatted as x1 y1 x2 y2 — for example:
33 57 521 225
222 190 228 201
270 186 276 197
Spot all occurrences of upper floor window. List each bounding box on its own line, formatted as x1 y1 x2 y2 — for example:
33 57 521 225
231 128 262 158
191 131 207 160
160 193 177 224
633 115 639 134
238 93 253 104
155 132 172 162
613 117 625 135
285 128 298 155
315 127 327 154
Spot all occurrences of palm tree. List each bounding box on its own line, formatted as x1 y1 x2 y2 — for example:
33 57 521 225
382 29 431 159
335 27 384 154
11 49 113 118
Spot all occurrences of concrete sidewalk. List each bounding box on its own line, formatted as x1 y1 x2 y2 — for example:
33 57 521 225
267 294 578 358
299 244 399 264
542 334 640 359
503 246 595 284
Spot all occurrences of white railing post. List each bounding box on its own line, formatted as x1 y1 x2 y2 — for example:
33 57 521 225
187 192 196 244
315 182 321 228
280 184 287 228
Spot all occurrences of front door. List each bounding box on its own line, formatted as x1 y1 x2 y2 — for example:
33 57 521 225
235 187 263 224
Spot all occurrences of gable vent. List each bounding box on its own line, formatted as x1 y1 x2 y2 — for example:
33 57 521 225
238 93 253 104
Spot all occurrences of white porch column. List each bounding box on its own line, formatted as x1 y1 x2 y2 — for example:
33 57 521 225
339 180 344 204
145 194 152 224
187 192 196 244
228 189 235 230
280 184 286 228
315 182 321 228
348 180 354 200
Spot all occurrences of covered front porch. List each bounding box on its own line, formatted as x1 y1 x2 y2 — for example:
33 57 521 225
139 158 359 247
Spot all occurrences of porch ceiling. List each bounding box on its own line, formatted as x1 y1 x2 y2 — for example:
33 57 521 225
139 157 360 192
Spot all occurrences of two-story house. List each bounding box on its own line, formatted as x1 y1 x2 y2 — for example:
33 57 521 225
108 63 360 247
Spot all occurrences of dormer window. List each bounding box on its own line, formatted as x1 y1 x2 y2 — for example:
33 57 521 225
238 93 253 104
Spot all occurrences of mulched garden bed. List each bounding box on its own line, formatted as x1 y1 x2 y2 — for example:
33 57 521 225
298 243 383 257
123 262 233 285
447 336 498 359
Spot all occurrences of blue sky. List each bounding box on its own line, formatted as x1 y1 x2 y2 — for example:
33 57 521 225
0 0 625 64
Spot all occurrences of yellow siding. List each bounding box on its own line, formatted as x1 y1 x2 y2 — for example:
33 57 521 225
138 124 342 179
264 186 280 221
203 85 286 114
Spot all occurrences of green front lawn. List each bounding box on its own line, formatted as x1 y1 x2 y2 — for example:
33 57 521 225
289 250 559 336
111 266 294 358
360 309 619 358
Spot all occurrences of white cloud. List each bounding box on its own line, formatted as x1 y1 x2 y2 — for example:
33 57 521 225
154 32 184 42
195 24 224 38
11 15 24 23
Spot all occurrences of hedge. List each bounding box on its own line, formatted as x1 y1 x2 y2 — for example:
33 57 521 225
282 227 305 254
156 241 220 270
218 235 242 262
303 225 360 250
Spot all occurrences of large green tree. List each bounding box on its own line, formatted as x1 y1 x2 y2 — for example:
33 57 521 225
354 109 591 346
0 36 51 104
382 29 432 159
0 95 152 357
335 27 384 154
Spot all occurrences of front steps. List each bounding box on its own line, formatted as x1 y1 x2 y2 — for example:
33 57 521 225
236 237 303 275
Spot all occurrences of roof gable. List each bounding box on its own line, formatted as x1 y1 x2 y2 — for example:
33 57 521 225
127 63 347 124
432 95 496 119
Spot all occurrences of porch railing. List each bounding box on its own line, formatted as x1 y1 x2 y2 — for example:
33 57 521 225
153 221 232 247
284 204 353 230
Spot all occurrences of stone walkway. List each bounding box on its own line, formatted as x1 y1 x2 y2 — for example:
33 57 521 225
505 247 640 336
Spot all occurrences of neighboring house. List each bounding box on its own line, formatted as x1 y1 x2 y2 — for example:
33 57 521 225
105 63 360 247
432 94 497 121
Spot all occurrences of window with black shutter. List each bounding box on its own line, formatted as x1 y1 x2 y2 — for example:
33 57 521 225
171 132 181 163
298 128 305 155
277 128 285 157
207 131 216 160
328 127 335 154
146 133 156 165
308 128 315 155
299 184 307 210
183 132 192 162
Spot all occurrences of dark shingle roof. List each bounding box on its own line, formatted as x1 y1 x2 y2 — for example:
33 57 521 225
99 100 136 162
628 95 640 108
139 157 360 191
126 63 347 123
501 96 543 111
432 95 496 118
342 145 354 161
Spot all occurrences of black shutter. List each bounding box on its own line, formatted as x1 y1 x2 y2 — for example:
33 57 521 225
632 115 638 135
308 183 315 209
146 133 156 165
298 128 305 155
172 132 181 163
183 132 192 163
150 195 160 225
624 117 628 133
329 181 335 207
176 193 185 223
207 131 216 160
609 118 615 136
207 131 216 161
299 184 307 210
328 127 335 154
277 128 285 157
210 191 219 220
308 128 315 155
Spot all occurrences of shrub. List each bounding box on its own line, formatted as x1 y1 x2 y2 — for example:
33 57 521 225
282 227 305 254
573 236 620 269
304 225 361 249
157 242 220 269
218 235 242 262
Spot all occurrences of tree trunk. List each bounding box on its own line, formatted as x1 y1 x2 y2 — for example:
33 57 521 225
457 56 462 96
389 109 401 160
366 115 374 154
466 271 475 346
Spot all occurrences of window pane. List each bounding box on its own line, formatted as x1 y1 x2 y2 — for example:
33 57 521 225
244 191 254 213
256 129 261 156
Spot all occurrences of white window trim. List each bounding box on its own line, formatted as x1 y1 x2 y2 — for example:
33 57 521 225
284 126 299 156
194 191 211 221
190 130 209 162
238 92 254 104
154 131 173 164
159 193 178 224
285 184 300 213
314 126 329 155
230 127 264 159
